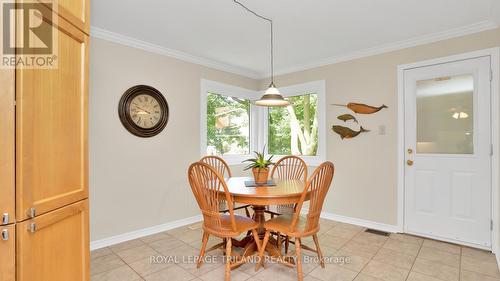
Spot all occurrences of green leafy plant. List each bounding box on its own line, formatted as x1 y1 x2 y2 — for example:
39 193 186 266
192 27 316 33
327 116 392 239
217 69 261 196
243 147 274 171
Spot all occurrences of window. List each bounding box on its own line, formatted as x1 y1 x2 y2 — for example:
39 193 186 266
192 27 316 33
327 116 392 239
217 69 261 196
206 93 250 155
201 80 325 165
268 94 319 156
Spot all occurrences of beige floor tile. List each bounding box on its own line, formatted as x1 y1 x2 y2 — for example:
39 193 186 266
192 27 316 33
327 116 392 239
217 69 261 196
109 239 146 253
91 247 114 259
336 249 371 272
422 240 461 255
389 233 424 246
91 253 126 276
340 241 381 259
309 263 358 281
148 237 186 253
91 265 142 281
115 244 159 264
351 232 388 247
412 258 459 281
189 236 225 251
318 225 336 236
170 229 204 244
143 264 197 281
361 260 409 281
418 246 460 268
198 266 252 281
460 269 500 281
461 255 500 278
353 274 385 281
383 239 421 256
461 247 497 263
317 234 351 250
254 263 303 281
141 232 171 243
372 248 416 270
324 226 362 240
305 275 324 281
128 256 174 277
406 271 445 281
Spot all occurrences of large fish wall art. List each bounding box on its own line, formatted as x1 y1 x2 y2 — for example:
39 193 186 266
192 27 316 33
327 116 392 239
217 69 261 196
332 126 369 139
332 103 388 114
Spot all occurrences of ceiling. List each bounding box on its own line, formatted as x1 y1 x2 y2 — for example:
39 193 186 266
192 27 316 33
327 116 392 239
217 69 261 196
91 0 500 79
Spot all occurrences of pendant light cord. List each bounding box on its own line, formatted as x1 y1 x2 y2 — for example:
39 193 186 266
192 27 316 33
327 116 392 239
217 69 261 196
233 0 275 86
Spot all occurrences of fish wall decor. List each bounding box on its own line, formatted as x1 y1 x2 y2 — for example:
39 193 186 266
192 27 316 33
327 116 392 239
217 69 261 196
337 114 358 123
332 103 388 114
332 125 370 139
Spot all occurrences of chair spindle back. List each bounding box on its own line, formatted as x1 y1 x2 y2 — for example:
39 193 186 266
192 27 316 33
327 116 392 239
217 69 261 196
271 156 308 181
200 156 232 178
188 162 237 232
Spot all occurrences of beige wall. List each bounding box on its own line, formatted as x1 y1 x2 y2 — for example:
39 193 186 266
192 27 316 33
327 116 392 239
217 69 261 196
90 28 500 242
259 28 500 227
89 38 258 241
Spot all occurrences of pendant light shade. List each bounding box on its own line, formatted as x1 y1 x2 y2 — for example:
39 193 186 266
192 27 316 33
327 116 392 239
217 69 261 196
255 85 290 107
234 0 288 107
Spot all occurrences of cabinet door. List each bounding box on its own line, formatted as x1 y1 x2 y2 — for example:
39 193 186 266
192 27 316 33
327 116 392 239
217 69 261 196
16 14 89 221
0 224 15 281
17 199 89 281
38 0 90 34
0 68 15 225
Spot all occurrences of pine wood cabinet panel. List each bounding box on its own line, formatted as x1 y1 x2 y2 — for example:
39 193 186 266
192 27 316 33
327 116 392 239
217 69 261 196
39 0 90 34
16 199 89 281
16 15 89 221
0 224 15 281
0 69 15 225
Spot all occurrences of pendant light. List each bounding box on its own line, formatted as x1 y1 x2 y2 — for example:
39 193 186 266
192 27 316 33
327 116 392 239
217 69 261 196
233 0 290 107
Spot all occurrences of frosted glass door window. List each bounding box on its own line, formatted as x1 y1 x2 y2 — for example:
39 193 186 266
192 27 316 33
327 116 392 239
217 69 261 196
416 74 474 154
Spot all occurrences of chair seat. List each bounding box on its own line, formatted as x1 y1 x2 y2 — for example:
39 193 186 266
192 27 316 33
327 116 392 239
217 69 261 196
264 214 318 237
204 214 259 237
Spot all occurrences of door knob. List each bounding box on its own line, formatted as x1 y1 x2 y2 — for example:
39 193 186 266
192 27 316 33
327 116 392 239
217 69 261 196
407 148 413 154
407 160 414 166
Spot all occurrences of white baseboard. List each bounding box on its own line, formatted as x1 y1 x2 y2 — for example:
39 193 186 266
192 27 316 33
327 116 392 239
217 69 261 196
90 215 203 251
319 211 400 233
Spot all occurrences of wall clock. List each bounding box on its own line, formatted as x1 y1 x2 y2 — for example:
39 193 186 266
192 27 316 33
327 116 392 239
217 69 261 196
118 85 169 137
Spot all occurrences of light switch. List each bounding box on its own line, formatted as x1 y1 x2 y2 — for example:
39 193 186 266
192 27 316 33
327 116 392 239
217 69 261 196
378 125 386 135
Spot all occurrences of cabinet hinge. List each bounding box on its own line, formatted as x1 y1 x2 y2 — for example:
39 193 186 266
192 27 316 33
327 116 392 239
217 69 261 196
1 213 9 225
29 223 36 233
491 69 494 82
27 208 36 218
491 220 494 231
491 144 494 156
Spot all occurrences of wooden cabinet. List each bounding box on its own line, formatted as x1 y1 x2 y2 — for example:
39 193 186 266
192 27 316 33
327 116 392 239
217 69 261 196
16 200 89 281
0 68 15 225
38 0 90 34
16 15 89 221
0 224 15 281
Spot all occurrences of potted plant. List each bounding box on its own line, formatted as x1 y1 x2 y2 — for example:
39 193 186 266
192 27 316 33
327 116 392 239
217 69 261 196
243 148 274 184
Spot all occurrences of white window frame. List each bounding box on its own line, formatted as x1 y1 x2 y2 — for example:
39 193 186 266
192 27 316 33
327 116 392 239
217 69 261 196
261 81 326 166
200 79 259 165
201 79 326 166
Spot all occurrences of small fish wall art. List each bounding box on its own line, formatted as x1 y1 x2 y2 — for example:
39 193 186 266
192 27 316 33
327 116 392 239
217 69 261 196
332 126 369 139
332 103 388 114
337 114 358 123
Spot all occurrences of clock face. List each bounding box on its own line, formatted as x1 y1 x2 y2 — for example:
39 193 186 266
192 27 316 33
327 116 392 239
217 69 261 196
118 85 169 138
129 94 162 129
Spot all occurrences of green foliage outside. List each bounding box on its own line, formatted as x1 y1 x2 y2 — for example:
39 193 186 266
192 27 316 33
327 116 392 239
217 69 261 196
268 94 318 156
206 93 250 155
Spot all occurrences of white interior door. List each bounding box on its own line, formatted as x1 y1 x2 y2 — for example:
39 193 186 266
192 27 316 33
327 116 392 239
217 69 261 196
404 56 492 248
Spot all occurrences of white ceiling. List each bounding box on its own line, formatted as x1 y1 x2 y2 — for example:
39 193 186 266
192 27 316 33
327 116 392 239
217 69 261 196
91 0 500 79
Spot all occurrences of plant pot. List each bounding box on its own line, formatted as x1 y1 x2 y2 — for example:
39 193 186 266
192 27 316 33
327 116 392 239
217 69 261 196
252 167 269 184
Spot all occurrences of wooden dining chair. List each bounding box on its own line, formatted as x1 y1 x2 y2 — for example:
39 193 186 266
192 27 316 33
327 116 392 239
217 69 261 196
256 162 335 281
200 156 252 218
266 156 308 217
188 162 262 281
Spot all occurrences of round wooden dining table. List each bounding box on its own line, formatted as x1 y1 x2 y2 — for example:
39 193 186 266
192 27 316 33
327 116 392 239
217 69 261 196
224 177 309 257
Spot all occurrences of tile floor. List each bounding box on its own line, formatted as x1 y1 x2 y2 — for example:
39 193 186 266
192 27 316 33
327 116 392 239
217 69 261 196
91 219 500 281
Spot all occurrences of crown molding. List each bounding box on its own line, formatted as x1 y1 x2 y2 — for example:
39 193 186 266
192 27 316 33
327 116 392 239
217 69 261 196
90 27 263 79
91 21 498 80
272 20 499 78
